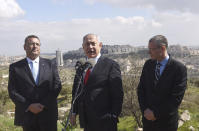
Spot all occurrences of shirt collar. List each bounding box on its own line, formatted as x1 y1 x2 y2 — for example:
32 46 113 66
87 53 101 65
26 57 40 64
157 55 169 65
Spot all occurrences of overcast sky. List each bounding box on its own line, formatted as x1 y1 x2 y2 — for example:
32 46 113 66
0 0 199 56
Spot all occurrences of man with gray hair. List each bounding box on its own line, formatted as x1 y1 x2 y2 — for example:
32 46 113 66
70 33 123 131
138 35 187 131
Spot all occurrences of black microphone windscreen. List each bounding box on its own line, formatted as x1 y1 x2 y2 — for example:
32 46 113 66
76 60 83 65
75 60 83 70
84 61 93 69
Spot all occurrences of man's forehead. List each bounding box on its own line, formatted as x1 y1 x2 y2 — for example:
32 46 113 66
148 42 156 46
28 38 40 42
84 35 98 42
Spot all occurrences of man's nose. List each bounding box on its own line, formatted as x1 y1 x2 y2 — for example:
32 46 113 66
88 44 93 48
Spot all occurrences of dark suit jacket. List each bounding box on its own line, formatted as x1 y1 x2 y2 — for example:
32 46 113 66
137 56 187 128
8 57 62 126
72 56 123 129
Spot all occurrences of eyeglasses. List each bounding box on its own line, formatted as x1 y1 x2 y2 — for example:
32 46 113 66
28 42 41 46
148 47 160 51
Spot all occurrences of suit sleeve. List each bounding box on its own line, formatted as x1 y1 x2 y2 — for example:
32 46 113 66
8 64 30 111
153 64 187 119
109 61 124 117
137 62 147 114
40 62 62 107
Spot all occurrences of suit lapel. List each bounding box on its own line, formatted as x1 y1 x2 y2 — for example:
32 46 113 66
150 60 158 89
154 57 173 89
151 61 156 81
84 56 103 86
38 57 45 85
158 57 172 81
22 58 36 85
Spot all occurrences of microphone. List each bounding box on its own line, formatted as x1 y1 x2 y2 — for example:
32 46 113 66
85 61 92 68
62 60 86 131
81 61 93 76
74 60 86 78
75 60 84 70
72 61 92 103
62 61 93 131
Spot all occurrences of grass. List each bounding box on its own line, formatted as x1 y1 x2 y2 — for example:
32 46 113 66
0 115 22 131
118 116 137 131
0 115 82 131
178 86 199 131
178 112 199 131
0 114 136 131
0 112 199 131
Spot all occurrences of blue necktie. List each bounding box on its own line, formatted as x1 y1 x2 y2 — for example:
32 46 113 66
30 61 38 84
155 63 161 81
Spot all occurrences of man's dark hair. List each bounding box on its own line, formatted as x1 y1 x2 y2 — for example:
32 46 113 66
149 35 168 48
24 35 40 44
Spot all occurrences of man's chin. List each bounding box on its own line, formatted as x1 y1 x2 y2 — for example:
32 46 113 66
87 55 97 58
150 56 156 60
31 53 40 58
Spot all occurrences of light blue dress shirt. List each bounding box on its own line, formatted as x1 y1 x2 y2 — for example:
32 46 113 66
26 57 40 84
157 55 169 76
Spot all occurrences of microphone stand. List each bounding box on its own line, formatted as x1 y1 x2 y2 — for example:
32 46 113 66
62 62 91 131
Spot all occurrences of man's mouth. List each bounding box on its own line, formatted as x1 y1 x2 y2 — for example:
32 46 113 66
88 50 95 54
32 49 38 53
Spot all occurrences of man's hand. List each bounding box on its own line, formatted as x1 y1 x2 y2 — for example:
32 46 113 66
27 103 44 114
70 114 76 126
144 108 156 121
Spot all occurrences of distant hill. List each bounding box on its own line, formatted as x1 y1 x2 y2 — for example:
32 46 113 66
62 44 199 78
63 44 199 60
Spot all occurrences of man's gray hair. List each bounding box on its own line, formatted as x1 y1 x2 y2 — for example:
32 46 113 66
83 33 101 42
149 35 168 48
25 35 40 45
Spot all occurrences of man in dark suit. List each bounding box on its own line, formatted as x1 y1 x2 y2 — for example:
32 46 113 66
8 35 62 131
70 34 123 131
137 35 187 131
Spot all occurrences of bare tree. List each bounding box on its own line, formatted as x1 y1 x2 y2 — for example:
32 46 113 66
121 56 144 128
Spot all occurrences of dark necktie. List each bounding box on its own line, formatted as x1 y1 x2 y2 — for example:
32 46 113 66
84 69 91 84
155 62 161 81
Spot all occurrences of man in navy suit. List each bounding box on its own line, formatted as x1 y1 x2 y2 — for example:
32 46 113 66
70 34 123 131
8 35 62 131
138 35 187 131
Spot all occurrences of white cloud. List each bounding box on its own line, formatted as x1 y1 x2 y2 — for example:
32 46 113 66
152 20 162 27
84 0 199 14
0 0 25 19
1 13 199 55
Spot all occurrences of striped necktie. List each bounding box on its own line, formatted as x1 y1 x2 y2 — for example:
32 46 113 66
155 62 161 81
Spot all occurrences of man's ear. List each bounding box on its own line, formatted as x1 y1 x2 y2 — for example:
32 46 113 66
82 43 84 48
24 44 26 51
162 45 166 51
